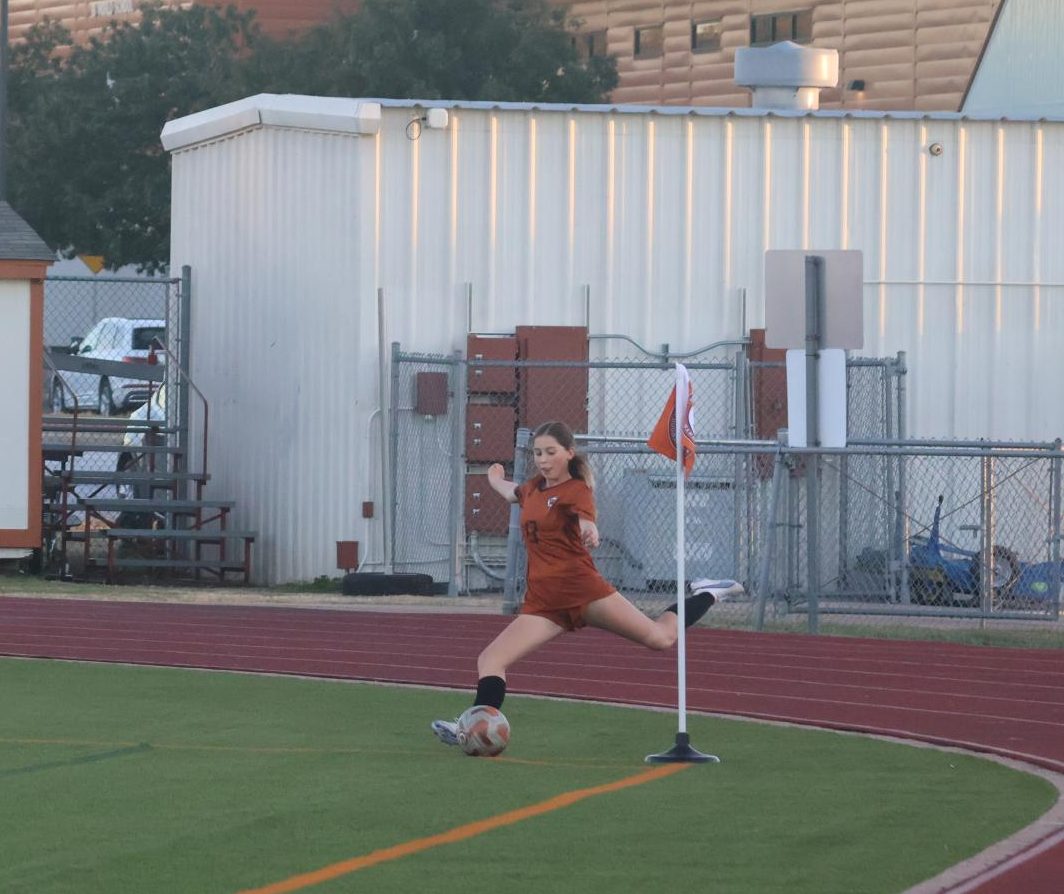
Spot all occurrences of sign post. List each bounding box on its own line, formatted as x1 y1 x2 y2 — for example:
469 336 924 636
764 250 864 633
804 256 823 632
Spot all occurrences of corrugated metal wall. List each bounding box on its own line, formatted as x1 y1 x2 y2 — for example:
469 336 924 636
169 101 1064 583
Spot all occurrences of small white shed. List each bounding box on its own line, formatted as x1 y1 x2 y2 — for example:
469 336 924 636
0 202 53 560
162 94 1064 584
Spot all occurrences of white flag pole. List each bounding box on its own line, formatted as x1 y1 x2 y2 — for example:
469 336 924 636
674 362 688 736
646 362 718 764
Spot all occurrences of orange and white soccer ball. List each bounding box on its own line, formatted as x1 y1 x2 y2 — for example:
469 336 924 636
456 705 511 757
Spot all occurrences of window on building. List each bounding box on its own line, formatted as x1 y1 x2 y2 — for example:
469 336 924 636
572 30 608 59
634 24 664 59
691 20 723 54
750 9 813 46
90 0 135 15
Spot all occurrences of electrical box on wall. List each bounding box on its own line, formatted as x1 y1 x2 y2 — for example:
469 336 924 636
415 371 448 416
336 540 360 572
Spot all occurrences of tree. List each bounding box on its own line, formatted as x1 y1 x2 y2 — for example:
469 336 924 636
255 0 617 103
8 3 263 272
8 1 617 271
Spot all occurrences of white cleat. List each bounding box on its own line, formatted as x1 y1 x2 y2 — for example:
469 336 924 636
687 578 745 604
431 719 460 747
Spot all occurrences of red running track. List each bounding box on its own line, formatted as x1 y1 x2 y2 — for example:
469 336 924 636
1 596 1062 893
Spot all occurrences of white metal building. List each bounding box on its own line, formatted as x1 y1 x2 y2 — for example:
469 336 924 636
162 94 1064 584
963 0 1064 117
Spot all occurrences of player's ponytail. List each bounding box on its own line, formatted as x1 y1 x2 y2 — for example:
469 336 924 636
533 421 595 490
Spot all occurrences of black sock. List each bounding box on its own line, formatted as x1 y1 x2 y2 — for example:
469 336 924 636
474 675 506 709
663 591 716 627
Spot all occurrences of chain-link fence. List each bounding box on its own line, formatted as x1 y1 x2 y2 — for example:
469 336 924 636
44 276 177 355
754 441 1063 626
391 338 753 594
389 350 464 588
747 355 905 442
494 436 1063 628
391 338 922 617
391 337 1061 627
43 275 182 418
41 274 187 513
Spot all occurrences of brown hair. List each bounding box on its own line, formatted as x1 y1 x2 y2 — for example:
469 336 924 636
533 420 594 489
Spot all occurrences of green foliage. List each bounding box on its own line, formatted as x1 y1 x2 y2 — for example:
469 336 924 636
8 3 261 273
6 1 617 273
270 575 343 592
255 0 618 102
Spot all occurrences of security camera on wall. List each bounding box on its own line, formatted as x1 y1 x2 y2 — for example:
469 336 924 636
425 108 449 130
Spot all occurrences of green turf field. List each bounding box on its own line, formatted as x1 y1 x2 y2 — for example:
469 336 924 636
0 658 1055 894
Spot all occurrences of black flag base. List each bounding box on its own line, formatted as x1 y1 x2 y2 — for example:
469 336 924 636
645 732 720 764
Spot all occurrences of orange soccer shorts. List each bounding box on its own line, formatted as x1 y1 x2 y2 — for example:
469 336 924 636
521 602 591 631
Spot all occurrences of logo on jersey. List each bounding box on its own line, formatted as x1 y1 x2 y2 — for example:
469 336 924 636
546 496 558 510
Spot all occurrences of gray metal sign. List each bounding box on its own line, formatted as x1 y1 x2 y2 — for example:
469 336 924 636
764 249 864 349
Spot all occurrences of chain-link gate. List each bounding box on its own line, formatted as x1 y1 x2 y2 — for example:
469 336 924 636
41 273 190 569
756 441 1063 623
388 350 464 588
43 274 185 421
391 338 750 595
391 339 920 616
391 334 1062 625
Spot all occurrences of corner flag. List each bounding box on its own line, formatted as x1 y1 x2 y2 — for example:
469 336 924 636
647 364 696 476
645 363 718 765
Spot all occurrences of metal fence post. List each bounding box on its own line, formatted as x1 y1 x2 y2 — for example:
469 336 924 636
755 438 788 631
894 351 908 437
387 340 400 574
980 452 994 617
1051 439 1063 620
176 268 192 493
804 256 823 634
838 453 849 592
882 364 896 600
787 473 801 598
805 450 820 631
895 352 909 603
448 351 465 596
502 428 532 614
893 488 909 604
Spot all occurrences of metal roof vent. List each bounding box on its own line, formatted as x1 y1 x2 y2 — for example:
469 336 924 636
734 41 839 111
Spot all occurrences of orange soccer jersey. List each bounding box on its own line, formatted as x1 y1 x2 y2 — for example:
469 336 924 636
515 475 616 617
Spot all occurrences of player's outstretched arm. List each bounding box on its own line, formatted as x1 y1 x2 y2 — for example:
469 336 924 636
487 463 519 503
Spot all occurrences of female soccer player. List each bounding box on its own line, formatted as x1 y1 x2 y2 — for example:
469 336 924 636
432 420 741 746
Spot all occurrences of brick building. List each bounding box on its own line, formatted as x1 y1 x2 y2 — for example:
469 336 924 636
565 0 1004 110
10 1 1007 112
8 0 357 42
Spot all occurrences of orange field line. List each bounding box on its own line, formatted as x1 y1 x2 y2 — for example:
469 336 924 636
237 763 691 894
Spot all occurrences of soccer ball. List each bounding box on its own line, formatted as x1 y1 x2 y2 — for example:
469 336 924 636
456 705 511 757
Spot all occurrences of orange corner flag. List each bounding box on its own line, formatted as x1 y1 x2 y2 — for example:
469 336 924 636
647 364 696 476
